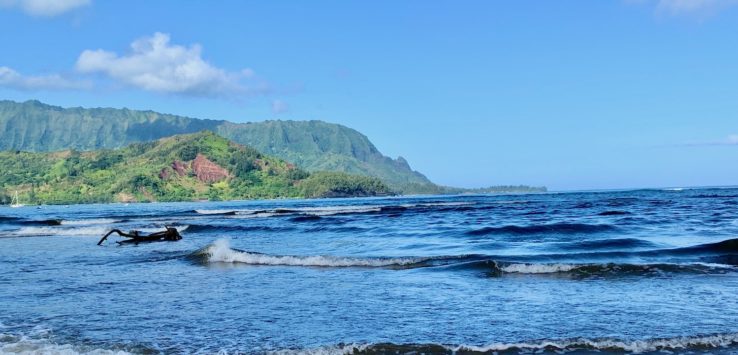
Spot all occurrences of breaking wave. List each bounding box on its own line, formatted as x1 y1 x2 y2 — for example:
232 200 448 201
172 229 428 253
0 332 132 355
60 218 121 226
190 239 454 268
295 332 738 354
189 238 738 275
462 260 735 276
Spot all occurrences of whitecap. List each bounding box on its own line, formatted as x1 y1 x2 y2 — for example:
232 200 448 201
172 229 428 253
276 332 738 354
0 333 131 355
499 263 580 274
199 239 425 267
60 219 119 226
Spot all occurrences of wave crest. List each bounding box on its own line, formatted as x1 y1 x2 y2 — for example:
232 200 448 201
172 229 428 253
0 333 132 355
293 333 738 354
467 223 617 236
192 239 434 268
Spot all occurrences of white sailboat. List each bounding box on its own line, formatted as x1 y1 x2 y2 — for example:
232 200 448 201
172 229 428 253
10 191 24 208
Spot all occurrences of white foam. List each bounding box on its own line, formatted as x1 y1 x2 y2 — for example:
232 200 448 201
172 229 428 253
7 226 109 237
294 206 382 216
500 263 579 274
0 333 131 355
233 212 280 218
60 219 118 226
275 332 738 354
401 202 474 208
202 239 423 267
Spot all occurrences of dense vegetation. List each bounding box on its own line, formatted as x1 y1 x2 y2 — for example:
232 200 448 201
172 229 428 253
299 172 394 198
0 100 435 193
0 132 393 205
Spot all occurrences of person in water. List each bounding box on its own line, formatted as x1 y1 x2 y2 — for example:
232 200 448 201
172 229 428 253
97 227 182 245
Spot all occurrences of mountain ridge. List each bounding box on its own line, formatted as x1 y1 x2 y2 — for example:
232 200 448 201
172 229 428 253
0 99 435 193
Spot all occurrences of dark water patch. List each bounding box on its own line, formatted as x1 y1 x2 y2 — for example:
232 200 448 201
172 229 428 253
575 202 594 209
649 199 674 206
184 224 294 234
598 210 631 216
669 237 738 255
332 332 738 354
191 209 238 216
306 225 367 233
692 194 738 199
435 205 476 213
522 210 546 215
556 238 656 251
290 215 323 222
604 197 640 207
0 217 63 226
466 223 617 236
378 205 408 213
15 219 62 226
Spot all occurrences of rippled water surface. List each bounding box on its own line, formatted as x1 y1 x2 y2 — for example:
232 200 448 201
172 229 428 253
2 188 738 354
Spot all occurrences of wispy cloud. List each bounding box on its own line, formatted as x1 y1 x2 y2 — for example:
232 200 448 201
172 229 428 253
0 66 90 90
630 0 738 17
75 32 267 98
682 134 738 147
0 0 90 17
271 99 289 114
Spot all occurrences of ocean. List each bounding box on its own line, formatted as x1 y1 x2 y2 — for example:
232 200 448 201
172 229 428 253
1 188 738 354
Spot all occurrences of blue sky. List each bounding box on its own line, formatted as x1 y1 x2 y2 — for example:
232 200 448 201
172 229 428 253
1 0 737 191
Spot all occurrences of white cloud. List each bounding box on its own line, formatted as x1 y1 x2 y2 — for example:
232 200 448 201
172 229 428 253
727 134 738 145
271 99 288 114
0 0 90 17
76 32 263 98
0 66 90 90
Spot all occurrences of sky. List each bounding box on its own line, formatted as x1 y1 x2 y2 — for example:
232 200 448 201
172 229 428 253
1 0 737 191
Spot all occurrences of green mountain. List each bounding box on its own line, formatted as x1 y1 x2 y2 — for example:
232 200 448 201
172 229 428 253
0 131 392 205
0 100 435 193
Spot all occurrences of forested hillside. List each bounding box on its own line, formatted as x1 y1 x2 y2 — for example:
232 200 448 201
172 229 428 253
0 131 392 205
0 100 435 193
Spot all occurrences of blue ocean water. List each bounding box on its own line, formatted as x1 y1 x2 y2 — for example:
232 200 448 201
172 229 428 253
1 188 738 354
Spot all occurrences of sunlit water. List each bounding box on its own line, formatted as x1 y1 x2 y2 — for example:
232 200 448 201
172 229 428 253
2 188 738 354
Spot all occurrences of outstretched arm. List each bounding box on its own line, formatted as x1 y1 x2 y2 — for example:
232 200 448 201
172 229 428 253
97 229 129 245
